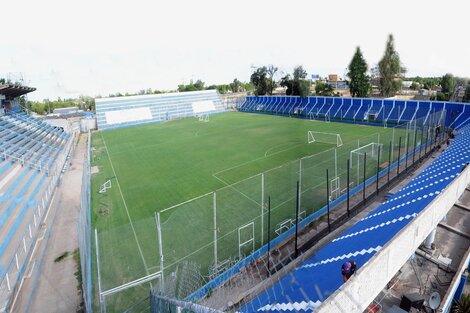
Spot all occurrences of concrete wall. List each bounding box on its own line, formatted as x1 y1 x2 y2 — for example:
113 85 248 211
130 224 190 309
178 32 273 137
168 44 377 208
315 165 470 313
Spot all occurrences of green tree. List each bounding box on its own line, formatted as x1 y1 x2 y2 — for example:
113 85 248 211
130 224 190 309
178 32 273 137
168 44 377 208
463 83 470 102
378 34 401 97
347 46 371 97
279 66 310 97
452 293 470 313
230 78 242 93
296 80 311 97
434 92 447 101
292 65 310 97
410 82 420 90
315 80 337 97
267 65 278 95
441 73 456 99
242 82 255 92
293 65 307 81
250 66 269 96
280 74 294 95
178 79 205 92
193 79 205 90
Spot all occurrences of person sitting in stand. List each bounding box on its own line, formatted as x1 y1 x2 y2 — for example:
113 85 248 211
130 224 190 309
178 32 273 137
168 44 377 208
341 260 357 282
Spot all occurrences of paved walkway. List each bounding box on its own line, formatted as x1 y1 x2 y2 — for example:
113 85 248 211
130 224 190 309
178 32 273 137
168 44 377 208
13 134 85 313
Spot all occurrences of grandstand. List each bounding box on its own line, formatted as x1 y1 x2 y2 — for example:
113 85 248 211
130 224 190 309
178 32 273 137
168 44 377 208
239 96 470 129
238 122 470 312
95 90 225 130
0 100 74 311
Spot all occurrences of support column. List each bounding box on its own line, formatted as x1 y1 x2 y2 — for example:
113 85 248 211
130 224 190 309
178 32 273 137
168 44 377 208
424 228 437 249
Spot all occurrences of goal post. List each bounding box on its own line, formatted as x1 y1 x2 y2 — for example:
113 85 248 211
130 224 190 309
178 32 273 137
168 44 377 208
99 180 112 194
349 142 383 168
197 114 209 123
330 177 340 199
238 222 255 259
307 131 343 147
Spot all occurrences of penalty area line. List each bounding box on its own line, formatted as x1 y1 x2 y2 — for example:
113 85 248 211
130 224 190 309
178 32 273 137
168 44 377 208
100 132 149 274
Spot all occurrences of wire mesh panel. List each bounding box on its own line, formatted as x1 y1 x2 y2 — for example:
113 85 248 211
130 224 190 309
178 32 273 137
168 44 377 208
104 283 153 313
159 194 214 278
216 174 262 263
96 223 150 292
300 148 336 215
133 217 161 274
264 159 300 239
78 132 92 312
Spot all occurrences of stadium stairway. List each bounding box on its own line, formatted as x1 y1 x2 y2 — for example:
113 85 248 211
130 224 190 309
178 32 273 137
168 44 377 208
240 120 470 312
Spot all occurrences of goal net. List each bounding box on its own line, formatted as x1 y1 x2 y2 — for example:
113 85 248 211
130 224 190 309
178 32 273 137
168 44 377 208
330 177 340 199
307 131 343 147
198 114 209 122
99 180 112 193
350 143 382 168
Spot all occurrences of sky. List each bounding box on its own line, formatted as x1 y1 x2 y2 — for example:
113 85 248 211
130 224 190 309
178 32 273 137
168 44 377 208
1 0 469 101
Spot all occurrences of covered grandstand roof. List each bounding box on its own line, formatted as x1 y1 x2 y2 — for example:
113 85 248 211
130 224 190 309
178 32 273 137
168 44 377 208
0 84 36 99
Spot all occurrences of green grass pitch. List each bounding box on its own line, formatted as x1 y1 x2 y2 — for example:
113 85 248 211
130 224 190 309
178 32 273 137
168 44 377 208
90 111 404 309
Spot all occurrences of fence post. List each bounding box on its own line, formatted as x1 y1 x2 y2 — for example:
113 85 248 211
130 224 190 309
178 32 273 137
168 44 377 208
156 213 164 292
376 145 381 196
388 141 392 187
298 159 302 214
425 125 429 155
347 159 350 217
213 192 217 267
261 173 264 246
405 132 410 170
267 196 271 276
419 126 424 161
295 181 300 258
412 123 418 165
397 137 402 178
95 228 104 313
363 152 367 205
326 169 330 232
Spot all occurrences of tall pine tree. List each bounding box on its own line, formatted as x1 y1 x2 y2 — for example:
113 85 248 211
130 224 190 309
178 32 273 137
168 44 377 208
378 34 401 97
347 47 371 97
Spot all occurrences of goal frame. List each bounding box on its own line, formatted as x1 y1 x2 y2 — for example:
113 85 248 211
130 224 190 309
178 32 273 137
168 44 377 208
238 222 255 259
349 142 383 171
99 180 112 193
330 177 340 199
198 114 209 123
307 131 343 147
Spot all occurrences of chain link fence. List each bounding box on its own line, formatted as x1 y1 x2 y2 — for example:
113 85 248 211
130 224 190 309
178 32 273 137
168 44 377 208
78 131 93 312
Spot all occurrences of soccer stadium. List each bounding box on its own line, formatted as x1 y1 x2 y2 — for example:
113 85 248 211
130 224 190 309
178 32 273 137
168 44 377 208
86 91 470 313
1 83 470 313
1 2 470 312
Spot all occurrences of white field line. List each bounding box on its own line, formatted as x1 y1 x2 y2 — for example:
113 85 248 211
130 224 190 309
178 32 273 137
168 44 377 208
264 142 303 157
157 138 393 272
152 177 330 272
212 130 385 181
212 175 260 207
212 142 304 178
210 138 358 216
100 132 149 274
